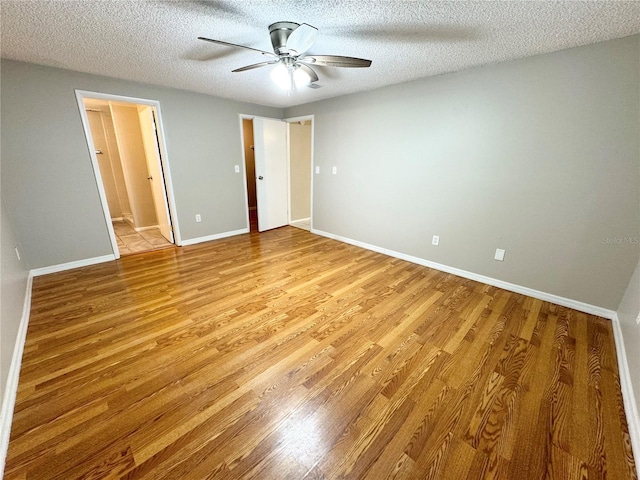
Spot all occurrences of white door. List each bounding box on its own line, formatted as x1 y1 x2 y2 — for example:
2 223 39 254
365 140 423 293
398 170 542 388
253 117 288 232
138 106 174 242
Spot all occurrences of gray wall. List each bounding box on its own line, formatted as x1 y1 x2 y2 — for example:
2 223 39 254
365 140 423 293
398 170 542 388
0 197 30 399
285 35 640 310
0 60 281 268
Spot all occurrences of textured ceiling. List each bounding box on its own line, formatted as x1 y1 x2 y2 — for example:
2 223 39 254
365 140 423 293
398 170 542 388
1 1 639 108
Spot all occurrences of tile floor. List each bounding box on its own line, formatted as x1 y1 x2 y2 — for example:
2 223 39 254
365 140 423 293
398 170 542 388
113 220 173 256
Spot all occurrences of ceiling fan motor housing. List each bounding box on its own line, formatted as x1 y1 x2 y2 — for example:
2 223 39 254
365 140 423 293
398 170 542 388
268 21 300 55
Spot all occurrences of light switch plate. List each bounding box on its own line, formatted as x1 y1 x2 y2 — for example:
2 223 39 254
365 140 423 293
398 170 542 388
494 248 506 261
315 166 320 174
432 235 439 246
332 166 337 175
234 165 240 173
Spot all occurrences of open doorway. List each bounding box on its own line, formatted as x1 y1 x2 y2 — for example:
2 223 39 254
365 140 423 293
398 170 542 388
286 118 313 231
240 115 314 233
242 118 258 232
77 91 179 257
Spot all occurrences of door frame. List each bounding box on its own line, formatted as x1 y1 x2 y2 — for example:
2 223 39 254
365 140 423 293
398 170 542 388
75 90 182 258
283 115 315 231
238 114 254 231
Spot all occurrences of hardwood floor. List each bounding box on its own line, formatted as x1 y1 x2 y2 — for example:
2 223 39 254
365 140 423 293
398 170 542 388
5 227 637 479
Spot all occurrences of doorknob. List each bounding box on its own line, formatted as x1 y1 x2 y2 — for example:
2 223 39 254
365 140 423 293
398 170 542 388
147 176 153 180
258 176 264 180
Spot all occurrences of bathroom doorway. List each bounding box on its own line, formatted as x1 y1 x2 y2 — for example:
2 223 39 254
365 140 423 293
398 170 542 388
77 91 179 257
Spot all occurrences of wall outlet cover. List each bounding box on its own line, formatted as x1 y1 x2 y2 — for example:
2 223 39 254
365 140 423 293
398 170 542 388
234 165 240 173
432 235 440 246
195 214 202 223
315 166 320 174
332 166 337 175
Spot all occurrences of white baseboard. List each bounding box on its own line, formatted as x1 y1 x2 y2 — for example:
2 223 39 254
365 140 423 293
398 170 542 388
30 254 116 277
311 229 616 319
134 225 159 233
181 228 249 246
0 273 33 475
110 216 123 222
612 314 640 472
290 217 311 225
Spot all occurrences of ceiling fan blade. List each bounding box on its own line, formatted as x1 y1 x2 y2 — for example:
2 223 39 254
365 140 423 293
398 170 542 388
232 61 279 72
296 63 318 83
285 23 318 56
299 55 372 68
197 37 277 58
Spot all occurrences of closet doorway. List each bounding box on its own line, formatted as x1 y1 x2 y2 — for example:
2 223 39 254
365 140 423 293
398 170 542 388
77 91 179 257
286 117 313 231
240 115 313 233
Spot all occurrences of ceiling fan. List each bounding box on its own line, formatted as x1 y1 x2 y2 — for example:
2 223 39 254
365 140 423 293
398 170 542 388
198 22 372 90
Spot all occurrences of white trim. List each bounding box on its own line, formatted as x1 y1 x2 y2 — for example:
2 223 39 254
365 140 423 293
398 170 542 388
0 273 33 475
612 314 640 472
134 225 159 233
311 229 616 319
74 92 121 260
180 228 249 246
30 255 116 277
286 122 292 225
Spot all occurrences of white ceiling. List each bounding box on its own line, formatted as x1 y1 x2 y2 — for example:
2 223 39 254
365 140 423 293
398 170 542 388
1 1 639 109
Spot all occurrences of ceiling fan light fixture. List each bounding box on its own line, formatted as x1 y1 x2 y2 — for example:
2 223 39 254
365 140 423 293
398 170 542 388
293 67 311 88
199 21 371 92
271 63 292 90
271 62 311 90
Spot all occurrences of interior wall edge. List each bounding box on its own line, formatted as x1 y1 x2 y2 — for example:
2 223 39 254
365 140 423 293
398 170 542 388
0 273 33 477
612 313 640 473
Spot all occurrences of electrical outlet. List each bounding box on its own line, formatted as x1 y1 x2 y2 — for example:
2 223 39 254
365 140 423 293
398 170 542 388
14 246 20 261
494 248 506 261
432 235 439 246
234 165 240 173
315 166 320 174
332 166 337 175
195 214 202 223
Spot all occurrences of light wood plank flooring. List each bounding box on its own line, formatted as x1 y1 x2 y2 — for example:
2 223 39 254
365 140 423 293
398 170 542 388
5 227 637 479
